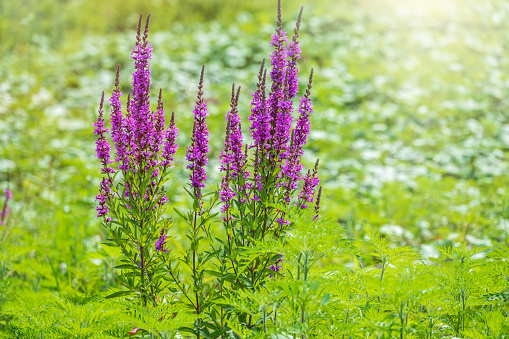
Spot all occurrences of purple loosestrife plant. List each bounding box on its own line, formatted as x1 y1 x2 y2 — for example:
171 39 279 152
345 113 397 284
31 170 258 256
92 3 322 336
93 14 179 307
213 1 321 333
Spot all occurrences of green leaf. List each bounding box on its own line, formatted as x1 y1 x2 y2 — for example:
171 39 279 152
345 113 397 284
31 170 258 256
105 291 133 299
320 293 331 306
174 207 188 221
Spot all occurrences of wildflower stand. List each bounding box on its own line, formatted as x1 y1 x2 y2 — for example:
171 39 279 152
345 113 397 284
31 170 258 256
94 1 323 336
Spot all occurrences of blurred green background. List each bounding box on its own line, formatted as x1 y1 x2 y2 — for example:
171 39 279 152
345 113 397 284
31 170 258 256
1 0 509 297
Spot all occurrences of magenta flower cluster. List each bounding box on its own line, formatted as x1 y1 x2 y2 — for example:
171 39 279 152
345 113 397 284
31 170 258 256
186 66 209 199
93 15 179 221
282 71 315 201
219 85 250 214
94 4 323 267
155 228 169 253
269 254 284 278
298 159 320 209
219 3 320 215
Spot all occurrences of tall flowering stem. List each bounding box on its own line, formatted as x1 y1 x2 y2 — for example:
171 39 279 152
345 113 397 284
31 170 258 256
214 2 320 333
268 0 291 161
220 84 248 217
282 69 314 201
174 66 220 338
286 7 303 100
93 92 113 221
249 63 269 200
293 70 313 156
93 14 179 307
186 66 209 200
94 92 114 175
249 60 269 152
161 111 178 167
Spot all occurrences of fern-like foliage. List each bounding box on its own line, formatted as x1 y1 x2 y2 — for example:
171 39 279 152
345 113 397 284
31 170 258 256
2 218 508 339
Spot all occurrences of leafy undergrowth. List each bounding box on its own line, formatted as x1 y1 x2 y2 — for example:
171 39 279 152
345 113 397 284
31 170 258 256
1 217 508 338
1 0 509 337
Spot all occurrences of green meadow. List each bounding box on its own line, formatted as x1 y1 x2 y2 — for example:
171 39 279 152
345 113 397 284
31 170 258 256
0 0 508 337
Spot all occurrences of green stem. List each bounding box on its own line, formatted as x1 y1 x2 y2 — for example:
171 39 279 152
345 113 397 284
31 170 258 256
263 305 267 335
163 258 197 308
46 253 61 292
193 210 201 339
140 243 147 307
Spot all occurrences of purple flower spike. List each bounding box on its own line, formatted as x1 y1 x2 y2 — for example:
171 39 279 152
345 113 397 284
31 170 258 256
249 61 270 151
286 7 303 100
282 131 300 202
219 114 233 216
94 92 114 174
281 70 314 199
94 93 114 219
294 70 313 156
147 89 167 169
186 66 209 198
298 159 319 209
110 66 130 171
220 85 248 181
220 85 249 214
161 112 179 168
268 0 292 159
269 0 289 99
96 177 111 220
127 14 154 166
155 228 169 253
219 166 233 217
313 186 322 220
94 14 182 222
249 66 271 197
